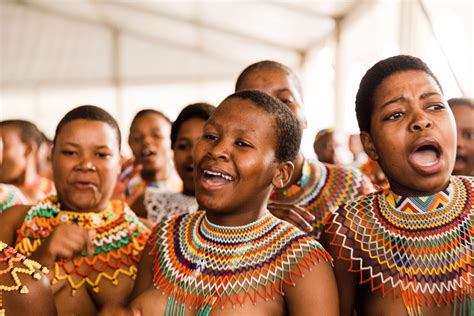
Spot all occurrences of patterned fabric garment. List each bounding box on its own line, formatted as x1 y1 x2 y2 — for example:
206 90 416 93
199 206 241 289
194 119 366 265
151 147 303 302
325 176 473 316
14 196 150 295
144 188 198 224
271 159 374 239
150 211 332 316
0 184 28 213
125 174 182 203
0 241 49 316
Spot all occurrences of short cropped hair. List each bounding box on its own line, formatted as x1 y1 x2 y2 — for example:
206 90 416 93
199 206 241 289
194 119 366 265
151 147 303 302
54 105 121 150
130 109 171 129
0 120 43 148
171 103 215 149
355 55 443 133
235 60 303 99
448 97 474 109
223 90 301 162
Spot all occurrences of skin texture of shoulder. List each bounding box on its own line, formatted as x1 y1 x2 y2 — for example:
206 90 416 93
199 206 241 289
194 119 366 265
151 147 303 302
0 204 31 245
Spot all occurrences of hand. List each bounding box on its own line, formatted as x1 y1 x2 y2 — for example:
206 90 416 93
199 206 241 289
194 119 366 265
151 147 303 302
112 157 143 202
30 224 96 267
268 202 315 233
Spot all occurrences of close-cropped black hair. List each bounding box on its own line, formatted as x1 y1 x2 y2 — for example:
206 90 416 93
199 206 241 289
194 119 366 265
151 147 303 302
355 55 443 133
223 90 301 163
0 119 43 148
54 105 121 150
171 103 216 149
448 97 474 109
130 109 171 130
235 60 303 99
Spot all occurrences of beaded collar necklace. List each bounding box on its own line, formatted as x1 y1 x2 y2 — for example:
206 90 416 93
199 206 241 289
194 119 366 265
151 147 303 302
271 159 371 238
15 196 150 295
151 211 331 315
326 176 473 315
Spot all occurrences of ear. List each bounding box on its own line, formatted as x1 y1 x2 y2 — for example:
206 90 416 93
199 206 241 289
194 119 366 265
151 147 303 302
25 142 38 159
360 132 379 160
272 161 294 189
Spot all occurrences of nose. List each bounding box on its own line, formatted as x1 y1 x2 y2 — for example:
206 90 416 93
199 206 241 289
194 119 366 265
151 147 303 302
76 157 96 172
207 140 229 160
409 111 432 132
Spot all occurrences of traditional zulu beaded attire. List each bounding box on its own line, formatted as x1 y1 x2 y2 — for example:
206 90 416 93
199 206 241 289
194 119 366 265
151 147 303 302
144 188 198 224
14 196 150 296
325 176 473 316
0 184 27 213
149 211 332 315
0 241 49 316
271 159 374 238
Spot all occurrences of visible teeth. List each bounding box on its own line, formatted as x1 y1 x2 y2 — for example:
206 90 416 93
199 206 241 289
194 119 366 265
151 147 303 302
203 170 233 181
143 148 155 155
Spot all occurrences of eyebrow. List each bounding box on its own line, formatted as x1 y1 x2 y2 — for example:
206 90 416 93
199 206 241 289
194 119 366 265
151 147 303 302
381 91 442 108
61 142 112 150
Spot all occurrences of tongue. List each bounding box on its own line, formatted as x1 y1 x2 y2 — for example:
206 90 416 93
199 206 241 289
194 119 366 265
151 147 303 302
207 175 229 185
411 149 438 166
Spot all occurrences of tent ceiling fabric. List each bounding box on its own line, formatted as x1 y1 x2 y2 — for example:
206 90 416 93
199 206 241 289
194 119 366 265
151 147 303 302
1 0 358 87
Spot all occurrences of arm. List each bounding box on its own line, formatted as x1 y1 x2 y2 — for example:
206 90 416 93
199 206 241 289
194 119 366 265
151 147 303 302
0 205 30 245
128 242 155 303
320 229 359 316
283 257 339 315
268 202 315 233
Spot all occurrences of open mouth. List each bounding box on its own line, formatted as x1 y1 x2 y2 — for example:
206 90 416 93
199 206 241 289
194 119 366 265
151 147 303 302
411 144 441 167
141 148 156 157
454 155 467 169
201 169 235 186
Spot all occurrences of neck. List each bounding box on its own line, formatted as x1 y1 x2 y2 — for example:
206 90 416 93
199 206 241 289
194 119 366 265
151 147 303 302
205 207 268 227
287 152 304 187
389 179 451 197
141 168 168 182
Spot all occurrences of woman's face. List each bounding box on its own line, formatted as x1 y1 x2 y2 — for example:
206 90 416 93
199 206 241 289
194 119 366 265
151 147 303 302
172 118 206 195
362 70 456 196
52 119 121 212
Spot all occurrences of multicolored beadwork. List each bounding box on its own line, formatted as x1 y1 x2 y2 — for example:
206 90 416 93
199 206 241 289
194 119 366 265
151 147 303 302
0 184 27 213
0 241 49 315
271 159 374 238
14 196 150 295
325 176 473 316
151 211 332 315
144 189 198 224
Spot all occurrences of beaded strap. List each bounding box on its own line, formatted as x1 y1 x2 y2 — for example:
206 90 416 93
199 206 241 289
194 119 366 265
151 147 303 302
325 176 473 316
14 196 150 295
151 211 332 315
0 241 49 315
271 159 373 239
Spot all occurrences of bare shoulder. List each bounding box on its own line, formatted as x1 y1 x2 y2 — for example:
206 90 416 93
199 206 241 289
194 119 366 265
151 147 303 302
0 204 31 245
2 272 57 316
1 244 56 316
283 254 338 316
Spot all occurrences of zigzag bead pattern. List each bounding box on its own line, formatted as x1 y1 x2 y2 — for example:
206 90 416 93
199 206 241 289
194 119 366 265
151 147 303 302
271 159 373 239
151 211 332 315
14 196 150 295
0 241 49 316
325 176 473 316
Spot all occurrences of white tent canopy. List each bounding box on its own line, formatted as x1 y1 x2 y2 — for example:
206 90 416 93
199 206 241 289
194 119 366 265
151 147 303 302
1 0 472 157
